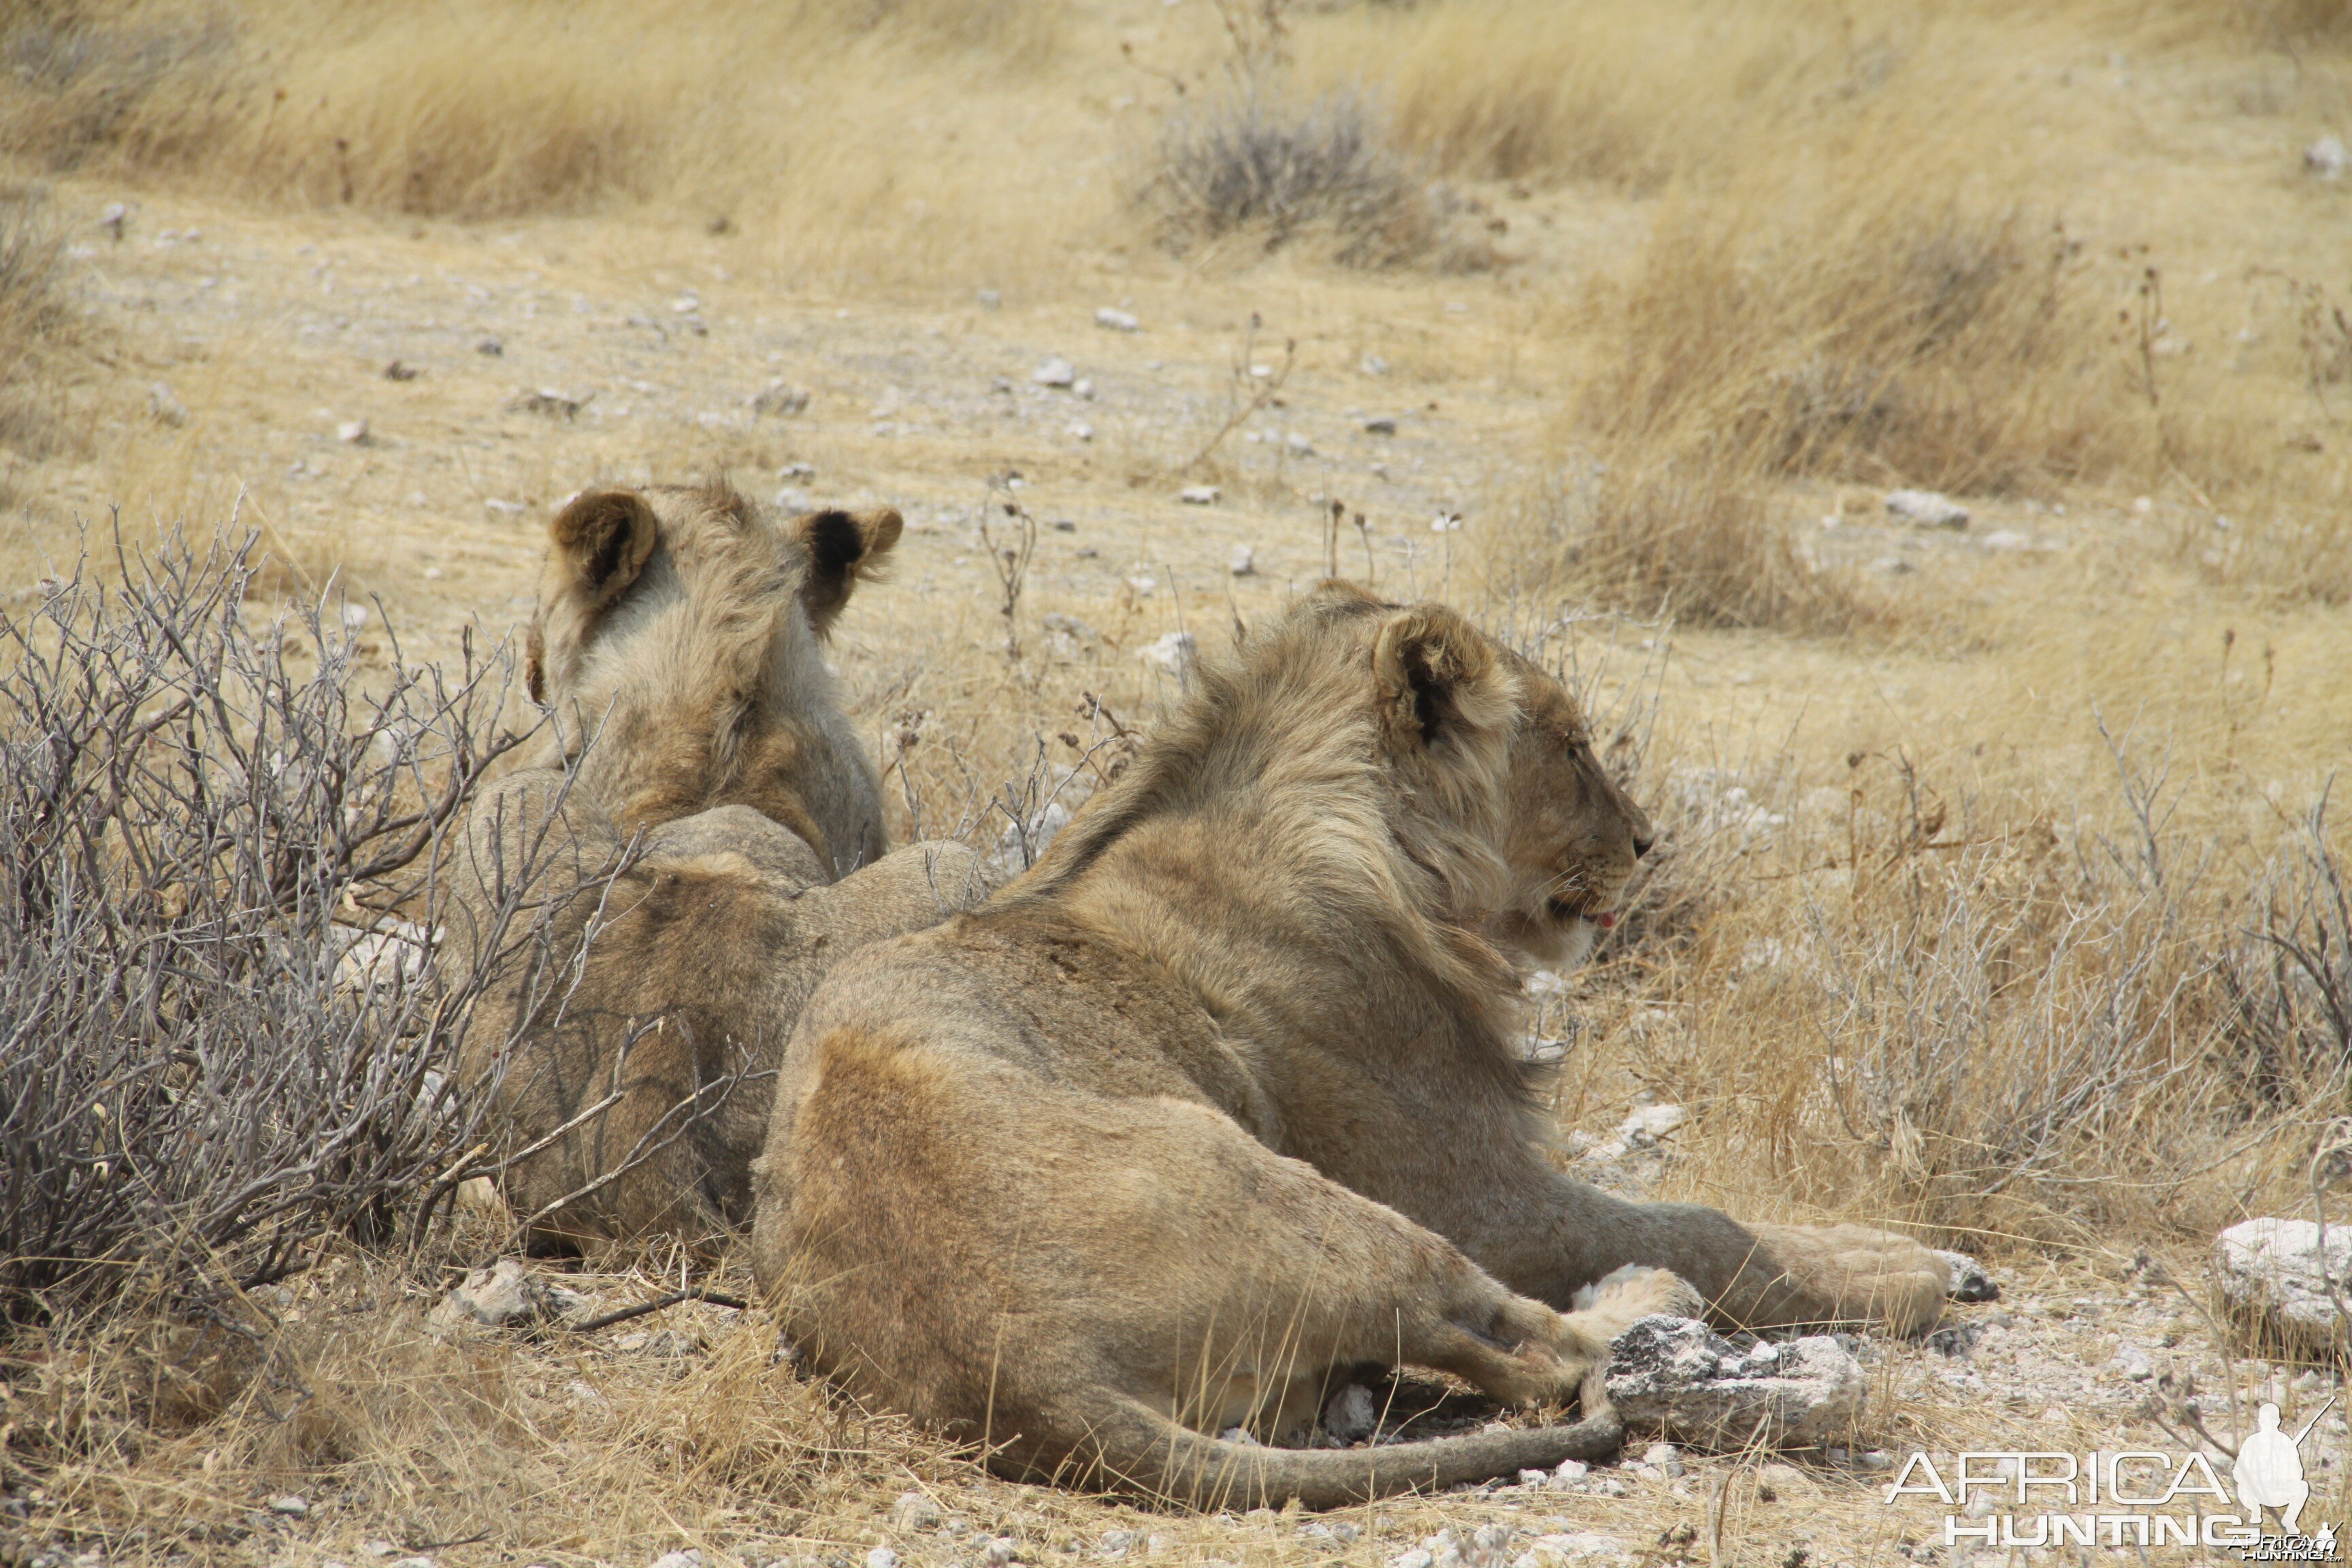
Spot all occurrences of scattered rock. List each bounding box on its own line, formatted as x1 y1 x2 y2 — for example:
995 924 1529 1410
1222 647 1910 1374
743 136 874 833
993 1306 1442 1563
1361 353 1390 376
100 201 128 241
1936 1250 2000 1302
267 1494 309 1517
649 1553 701 1568
1095 307 1141 332
2217 1217 2352 1348
779 461 816 480
148 382 189 427
1139 630 1196 676
1619 1104 1688 1145
1066 420 1094 442
889 1493 942 1531
982 1537 1018 1566
1884 489 1969 529
775 486 813 512
1924 1321 1980 1358
1284 432 1314 455
991 800 1072 875
1512 1534 1631 1568
383 360 419 381
751 382 810 417
2110 1343 2155 1381
1979 529 2030 551
1639 1441 1684 1477
977 289 1002 310
1228 544 1256 576
865 1550 898 1568
1322 1382 1377 1443
1363 416 1398 436
1602 1315 1866 1448
1033 357 1076 387
1179 485 1220 505
671 293 701 315
2307 136 2349 178
476 337 504 356
508 388 586 419
1074 378 1096 400
428 1259 584 1333
337 419 370 445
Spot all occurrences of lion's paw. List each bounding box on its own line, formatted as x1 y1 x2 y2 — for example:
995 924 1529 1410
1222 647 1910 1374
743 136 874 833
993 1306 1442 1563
1746 1222 1948 1335
1572 1262 1704 1330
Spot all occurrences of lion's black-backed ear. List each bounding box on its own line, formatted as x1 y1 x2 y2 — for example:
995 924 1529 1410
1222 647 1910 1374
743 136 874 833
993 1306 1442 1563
792 506 902 636
549 490 659 608
1371 607 1515 755
525 616 548 706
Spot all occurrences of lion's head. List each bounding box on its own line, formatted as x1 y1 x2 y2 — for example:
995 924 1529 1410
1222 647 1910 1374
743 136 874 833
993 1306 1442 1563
523 483 901 877
1347 585 1654 970
1031 581 1653 979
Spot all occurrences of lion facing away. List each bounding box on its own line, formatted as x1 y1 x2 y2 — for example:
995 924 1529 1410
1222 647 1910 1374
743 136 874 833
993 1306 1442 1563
445 485 996 1245
749 583 1951 1507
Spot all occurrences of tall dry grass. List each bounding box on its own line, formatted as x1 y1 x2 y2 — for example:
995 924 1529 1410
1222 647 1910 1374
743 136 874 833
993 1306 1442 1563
0 181 74 457
1294 0 2352 617
1517 611 2352 1258
0 0 1085 287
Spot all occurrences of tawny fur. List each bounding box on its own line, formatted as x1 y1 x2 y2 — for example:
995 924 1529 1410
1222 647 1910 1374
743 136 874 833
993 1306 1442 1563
749 584 1948 1507
445 485 997 1244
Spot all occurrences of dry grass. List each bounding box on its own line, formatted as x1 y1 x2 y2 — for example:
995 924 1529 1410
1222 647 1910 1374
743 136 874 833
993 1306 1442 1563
0 0 1083 288
1298 0 2352 615
6 0 2352 1561
0 181 73 456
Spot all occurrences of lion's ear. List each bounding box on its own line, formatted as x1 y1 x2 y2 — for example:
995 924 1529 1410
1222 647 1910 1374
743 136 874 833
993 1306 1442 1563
549 490 659 608
1371 607 1516 755
525 616 548 706
792 506 902 636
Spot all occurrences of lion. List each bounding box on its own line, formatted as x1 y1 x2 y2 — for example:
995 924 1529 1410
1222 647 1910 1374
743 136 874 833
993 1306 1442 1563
747 583 1952 1507
444 484 996 1245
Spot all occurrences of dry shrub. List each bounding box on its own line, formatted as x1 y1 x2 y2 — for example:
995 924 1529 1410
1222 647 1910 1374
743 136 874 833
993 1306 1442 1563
1584 732 2347 1256
2220 797 2352 1111
1152 84 1454 267
0 529 584 1322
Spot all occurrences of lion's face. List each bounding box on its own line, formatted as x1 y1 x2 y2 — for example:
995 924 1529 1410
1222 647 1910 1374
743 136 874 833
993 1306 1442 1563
1318 585 1654 972
1487 660 1655 968
522 485 900 874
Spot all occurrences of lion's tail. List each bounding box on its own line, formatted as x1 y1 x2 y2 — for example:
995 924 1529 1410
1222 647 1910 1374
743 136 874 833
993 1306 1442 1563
1059 1397 1622 1511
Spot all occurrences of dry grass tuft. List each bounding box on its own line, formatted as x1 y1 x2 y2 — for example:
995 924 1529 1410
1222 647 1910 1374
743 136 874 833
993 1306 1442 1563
0 182 73 451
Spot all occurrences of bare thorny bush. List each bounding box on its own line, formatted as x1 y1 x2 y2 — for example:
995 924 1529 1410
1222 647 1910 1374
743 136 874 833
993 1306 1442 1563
0 528 612 1330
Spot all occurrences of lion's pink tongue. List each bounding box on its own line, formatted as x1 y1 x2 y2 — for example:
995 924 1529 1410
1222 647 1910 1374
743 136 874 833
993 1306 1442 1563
1594 911 1618 930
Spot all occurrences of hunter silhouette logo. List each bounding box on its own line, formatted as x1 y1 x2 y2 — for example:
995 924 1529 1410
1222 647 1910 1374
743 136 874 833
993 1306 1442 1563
2236 1402 2321 1535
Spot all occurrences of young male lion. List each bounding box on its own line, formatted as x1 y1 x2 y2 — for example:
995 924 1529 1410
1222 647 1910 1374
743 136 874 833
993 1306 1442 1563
748 583 1950 1506
445 484 994 1244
